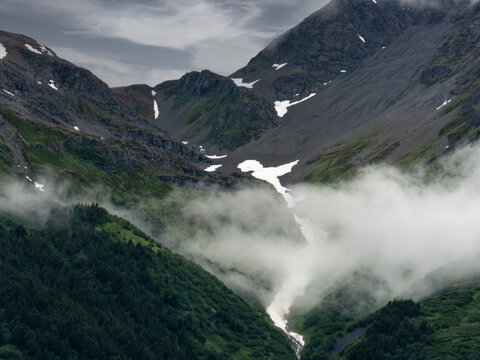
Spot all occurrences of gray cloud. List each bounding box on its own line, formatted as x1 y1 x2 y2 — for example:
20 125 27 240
0 0 326 86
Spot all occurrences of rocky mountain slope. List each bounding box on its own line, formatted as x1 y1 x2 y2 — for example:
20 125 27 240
114 70 278 152
117 0 480 184
0 30 232 203
225 0 480 183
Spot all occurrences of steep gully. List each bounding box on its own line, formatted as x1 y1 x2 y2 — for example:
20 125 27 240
238 159 318 359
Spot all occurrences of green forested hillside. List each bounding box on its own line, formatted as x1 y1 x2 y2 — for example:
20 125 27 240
297 279 480 360
0 204 295 360
337 284 480 360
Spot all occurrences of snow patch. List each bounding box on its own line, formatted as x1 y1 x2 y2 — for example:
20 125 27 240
358 34 366 43
48 80 58 90
34 182 45 192
237 159 298 206
182 141 188 145
74 126 80 131
39 43 53 56
2 89 14 97
436 99 452 111
231 78 260 88
372 0 377 3
205 154 227 159
25 44 42 54
199 145 206 153
25 176 32 182
36 81 42 85
340 69 347 73
272 63 287 71
25 43 53 56
151 90 156 96
153 100 159 119
274 93 316 118
0 43 7 59
204 164 222 172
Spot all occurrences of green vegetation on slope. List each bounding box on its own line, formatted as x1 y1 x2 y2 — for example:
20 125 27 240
305 136 400 184
0 204 295 360
334 282 480 359
0 107 176 205
306 139 371 184
296 272 388 360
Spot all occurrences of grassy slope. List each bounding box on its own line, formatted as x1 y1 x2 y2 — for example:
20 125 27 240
0 107 176 204
0 204 295 360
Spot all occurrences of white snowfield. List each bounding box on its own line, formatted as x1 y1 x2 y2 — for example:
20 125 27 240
205 154 228 159
153 100 159 119
25 43 53 56
25 44 42 54
204 164 222 172
237 159 298 206
34 182 45 192
436 98 453 111
48 80 58 90
272 63 287 71
3 89 14 97
274 93 316 118
39 43 54 56
0 43 7 59
358 34 366 43
231 78 260 88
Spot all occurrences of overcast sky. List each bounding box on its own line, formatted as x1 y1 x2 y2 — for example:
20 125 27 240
0 0 327 87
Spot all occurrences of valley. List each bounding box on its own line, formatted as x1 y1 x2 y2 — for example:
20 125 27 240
1 0 480 359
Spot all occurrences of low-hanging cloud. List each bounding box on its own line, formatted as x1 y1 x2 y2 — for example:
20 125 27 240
167 144 480 325
3 143 480 334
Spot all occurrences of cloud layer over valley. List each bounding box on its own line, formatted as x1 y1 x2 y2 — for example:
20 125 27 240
3 144 480 329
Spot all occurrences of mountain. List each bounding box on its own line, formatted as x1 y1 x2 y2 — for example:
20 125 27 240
120 0 480 184
2 1 480 359
0 204 295 360
0 30 235 205
114 70 278 152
